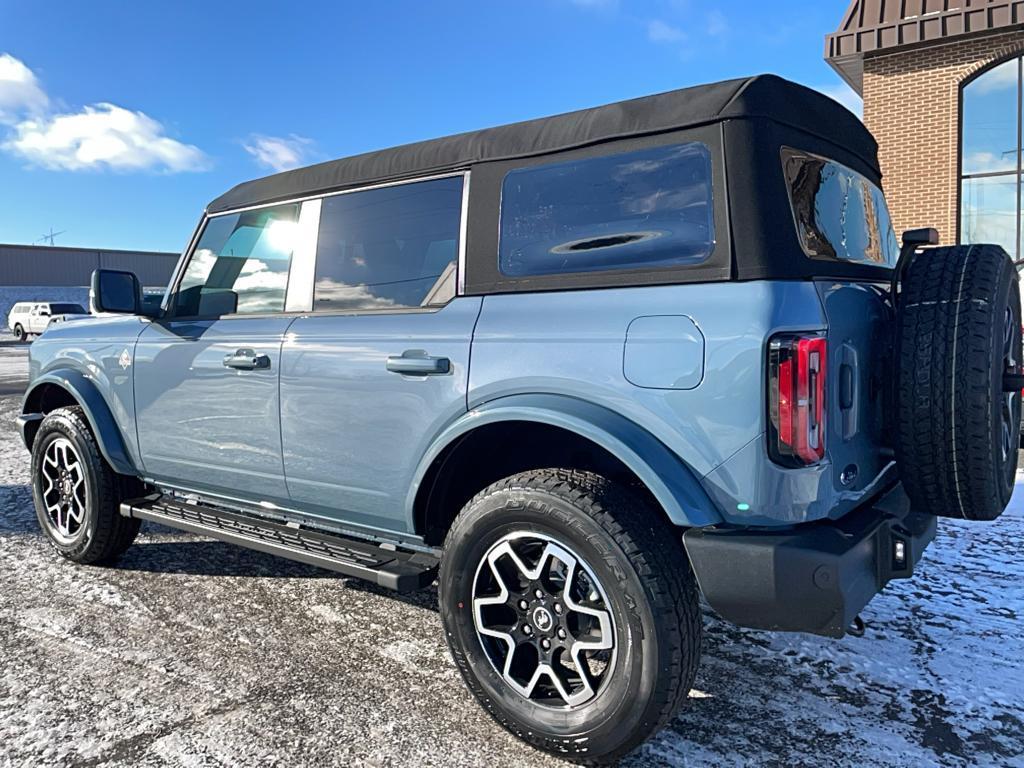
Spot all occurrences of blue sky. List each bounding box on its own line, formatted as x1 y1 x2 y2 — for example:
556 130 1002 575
0 0 859 253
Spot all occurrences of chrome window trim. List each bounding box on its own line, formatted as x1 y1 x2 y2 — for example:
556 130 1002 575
207 170 468 218
457 171 471 295
284 199 321 313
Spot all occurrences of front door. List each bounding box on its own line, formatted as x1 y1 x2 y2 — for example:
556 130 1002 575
279 174 475 534
134 200 318 504
29 305 49 333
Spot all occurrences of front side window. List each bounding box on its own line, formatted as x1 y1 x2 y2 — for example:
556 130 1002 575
313 175 464 312
783 148 899 267
176 203 301 317
499 142 715 277
960 56 1022 261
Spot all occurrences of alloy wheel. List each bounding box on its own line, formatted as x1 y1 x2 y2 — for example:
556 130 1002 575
472 531 616 708
39 437 88 543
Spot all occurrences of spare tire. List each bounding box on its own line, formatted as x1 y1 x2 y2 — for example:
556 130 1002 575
896 243 1021 521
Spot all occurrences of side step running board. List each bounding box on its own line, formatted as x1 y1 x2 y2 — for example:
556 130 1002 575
120 494 438 592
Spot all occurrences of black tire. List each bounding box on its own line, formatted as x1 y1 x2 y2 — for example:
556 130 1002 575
31 406 141 563
439 469 701 763
896 243 1021 521
13 324 26 343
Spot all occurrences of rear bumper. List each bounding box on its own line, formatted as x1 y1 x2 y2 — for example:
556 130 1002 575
682 483 935 638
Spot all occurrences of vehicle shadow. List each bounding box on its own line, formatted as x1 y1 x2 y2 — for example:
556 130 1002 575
3 480 441 606
116 537 348 580
120 536 442 610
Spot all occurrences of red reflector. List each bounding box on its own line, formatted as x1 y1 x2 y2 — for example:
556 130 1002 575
777 357 793 448
768 334 827 467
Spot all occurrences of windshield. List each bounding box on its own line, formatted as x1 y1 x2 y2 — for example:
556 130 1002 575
49 303 87 314
782 148 899 268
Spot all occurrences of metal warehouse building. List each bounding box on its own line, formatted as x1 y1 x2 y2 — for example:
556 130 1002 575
0 243 179 323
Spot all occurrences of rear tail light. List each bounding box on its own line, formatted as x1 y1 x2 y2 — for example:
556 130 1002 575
768 333 827 467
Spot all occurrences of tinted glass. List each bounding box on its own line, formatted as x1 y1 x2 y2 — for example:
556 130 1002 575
313 176 463 311
961 58 1019 175
50 303 86 314
961 175 1018 257
176 203 300 317
498 143 715 277
783 149 899 267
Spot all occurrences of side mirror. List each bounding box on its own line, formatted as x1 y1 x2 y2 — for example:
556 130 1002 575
901 228 939 247
91 269 155 316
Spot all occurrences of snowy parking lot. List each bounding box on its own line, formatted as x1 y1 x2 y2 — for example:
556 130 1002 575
0 341 1021 767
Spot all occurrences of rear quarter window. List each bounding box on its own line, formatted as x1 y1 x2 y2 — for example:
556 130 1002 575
783 148 899 268
498 142 715 277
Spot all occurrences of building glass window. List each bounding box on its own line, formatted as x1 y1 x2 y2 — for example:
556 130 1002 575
961 56 1023 261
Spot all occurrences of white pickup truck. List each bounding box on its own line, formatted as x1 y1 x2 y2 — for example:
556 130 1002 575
6 302 90 342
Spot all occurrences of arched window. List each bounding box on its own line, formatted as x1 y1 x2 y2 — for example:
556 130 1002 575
960 56 1022 261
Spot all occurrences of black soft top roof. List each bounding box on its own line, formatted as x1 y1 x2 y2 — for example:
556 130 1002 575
208 74 875 214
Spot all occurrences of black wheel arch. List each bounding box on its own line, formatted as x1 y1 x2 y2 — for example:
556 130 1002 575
21 369 138 476
412 396 724 547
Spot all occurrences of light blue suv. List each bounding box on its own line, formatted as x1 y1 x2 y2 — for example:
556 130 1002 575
17 75 1020 762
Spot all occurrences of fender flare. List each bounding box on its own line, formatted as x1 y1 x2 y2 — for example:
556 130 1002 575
407 393 723 529
21 369 137 476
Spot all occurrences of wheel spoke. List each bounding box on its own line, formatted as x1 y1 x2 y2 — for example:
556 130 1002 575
36 437 88 541
472 532 616 708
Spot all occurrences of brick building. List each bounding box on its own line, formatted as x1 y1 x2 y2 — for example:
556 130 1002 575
826 1 1024 260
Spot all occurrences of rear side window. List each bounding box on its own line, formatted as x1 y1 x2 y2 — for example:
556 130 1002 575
50 303 86 314
783 148 899 267
176 203 301 317
498 142 715 277
313 175 463 312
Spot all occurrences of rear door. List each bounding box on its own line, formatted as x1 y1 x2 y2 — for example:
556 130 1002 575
782 149 900 496
279 174 478 534
134 201 318 503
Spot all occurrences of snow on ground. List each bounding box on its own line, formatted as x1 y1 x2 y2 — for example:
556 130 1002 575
0 344 1021 766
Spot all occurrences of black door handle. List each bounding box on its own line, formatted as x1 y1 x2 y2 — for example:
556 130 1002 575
386 352 450 376
223 348 271 371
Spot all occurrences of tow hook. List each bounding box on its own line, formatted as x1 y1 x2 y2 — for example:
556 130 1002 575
847 615 866 638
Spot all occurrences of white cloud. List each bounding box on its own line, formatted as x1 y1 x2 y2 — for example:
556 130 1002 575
4 103 209 172
243 134 317 173
0 53 48 124
313 278 398 311
962 151 1017 174
0 52 208 173
815 82 863 119
647 19 686 43
706 10 729 37
970 58 1019 95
